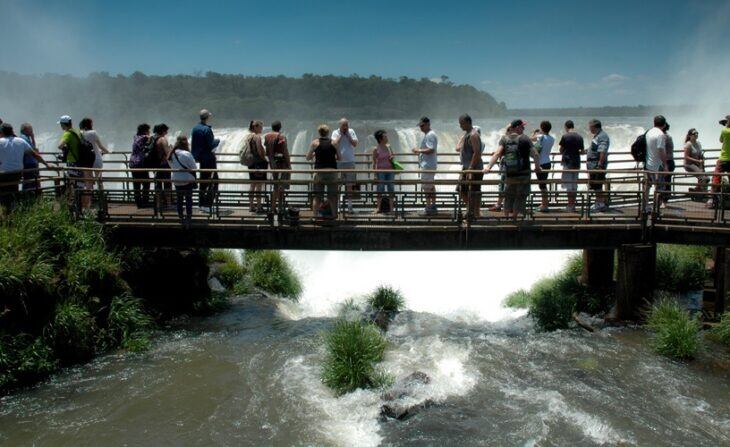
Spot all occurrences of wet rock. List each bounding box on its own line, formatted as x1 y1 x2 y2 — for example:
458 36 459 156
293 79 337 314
380 371 432 420
208 277 226 293
365 310 396 331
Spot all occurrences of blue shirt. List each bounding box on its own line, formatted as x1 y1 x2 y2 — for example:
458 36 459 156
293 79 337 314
587 130 610 169
20 134 39 169
191 122 220 161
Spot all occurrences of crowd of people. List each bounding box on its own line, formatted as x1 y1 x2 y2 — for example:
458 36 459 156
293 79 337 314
1 110 730 221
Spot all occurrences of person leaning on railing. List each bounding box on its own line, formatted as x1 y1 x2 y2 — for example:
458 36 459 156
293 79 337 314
372 129 396 214
307 124 341 219
19 123 41 195
0 122 49 213
708 115 730 208
130 123 152 208
167 134 197 224
683 128 708 191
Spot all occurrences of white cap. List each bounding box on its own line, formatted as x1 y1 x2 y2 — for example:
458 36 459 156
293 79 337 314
57 115 72 125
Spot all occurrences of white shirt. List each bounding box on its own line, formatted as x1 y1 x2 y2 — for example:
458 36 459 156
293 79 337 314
169 149 197 185
81 130 104 168
536 134 555 166
331 128 358 163
645 127 666 171
419 130 438 169
0 136 34 173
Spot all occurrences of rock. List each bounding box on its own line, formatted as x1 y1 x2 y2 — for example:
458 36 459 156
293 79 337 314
208 277 226 293
380 371 432 421
365 310 396 331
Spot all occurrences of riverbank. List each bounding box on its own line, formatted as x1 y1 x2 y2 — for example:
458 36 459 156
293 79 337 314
0 201 302 395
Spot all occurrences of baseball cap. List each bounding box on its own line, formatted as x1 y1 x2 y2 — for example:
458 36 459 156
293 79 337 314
200 109 212 119
418 116 430 126
720 115 730 126
510 119 528 128
57 115 72 125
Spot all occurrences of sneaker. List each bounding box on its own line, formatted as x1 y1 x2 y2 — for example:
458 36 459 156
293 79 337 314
347 203 354 214
198 206 211 214
590 203 607 213
219 208 234 216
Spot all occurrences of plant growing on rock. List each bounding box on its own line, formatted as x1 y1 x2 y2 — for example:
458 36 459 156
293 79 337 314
45 302 97 364
246 250 302 300
655 245 708 293
321 320 392 395
107 295 154 352
646 297 701 360
710 312 730 346
367 286 405 313
503 289 531 309
528 275 578 331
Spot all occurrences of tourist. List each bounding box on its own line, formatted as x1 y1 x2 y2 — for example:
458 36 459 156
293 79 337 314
245 120 268 214
79 118 111 191
487 124 511 213
558 120 585 212
683 128 708 191
531 121 555 212
168 134 197 223
660 124 676 207
130 123 152 208
0 123 47 212
264 120 291 215
709 115 730 208
412 116 438 215
645 115 669 211
486 119 541 219
306 124 341 219
457 114 484 219
191 109 220 213
587 119 610 212
331 118 359 214
57 115 92 210
19 123 41 194
150 124 173 209
372 129 396 214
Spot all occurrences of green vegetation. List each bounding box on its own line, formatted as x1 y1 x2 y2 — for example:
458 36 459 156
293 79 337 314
321 320 392 395
646 297 701 360
367 286 405 313
655 245 709 293
503 289 532 309
709 312 730 346
245 250 302 300
106 295 154 352
0 71 506 131
209 250 246 290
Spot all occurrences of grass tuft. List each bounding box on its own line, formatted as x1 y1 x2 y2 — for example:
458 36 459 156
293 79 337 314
246 250 302 300
45 302 97 363
321 320 391 395
366 286 405 313
709 312 730 346
646 297 701 360
503 289 532 309
655 245 708 293
107 295 154 352
528 275 578 331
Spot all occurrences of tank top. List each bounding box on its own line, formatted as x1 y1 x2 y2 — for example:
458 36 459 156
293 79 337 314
460 129 484 169
314 138 337 169
374 145 392 169
685 141 703 166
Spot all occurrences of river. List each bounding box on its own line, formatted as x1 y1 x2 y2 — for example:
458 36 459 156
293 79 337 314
2 116 729 446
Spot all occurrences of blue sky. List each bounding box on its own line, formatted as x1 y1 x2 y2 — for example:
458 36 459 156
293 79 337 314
2 0 729 108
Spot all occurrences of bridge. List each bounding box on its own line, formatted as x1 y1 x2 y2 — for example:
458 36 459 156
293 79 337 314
8 148 730 319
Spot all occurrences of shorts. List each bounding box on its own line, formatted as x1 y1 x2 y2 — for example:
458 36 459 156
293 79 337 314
459 171 483 193
588 171 606 191
248 161 268 181
271 160 291 190
66 162 92 189
337 161 357 183
420 171 436 191
313 171 338 200
376 172 395 193
536 163 551 191
504 177 530 214
561 171 579 192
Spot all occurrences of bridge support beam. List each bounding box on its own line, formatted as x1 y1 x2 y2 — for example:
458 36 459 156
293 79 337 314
713 248 729 316
615 244 656 320
580 249 615 312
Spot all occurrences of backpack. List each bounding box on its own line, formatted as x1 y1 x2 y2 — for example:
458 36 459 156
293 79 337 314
379 196 391 213
64 130 96 168
240 135 257 167
503 136 525 175
143 135 160 167
631 132 648 163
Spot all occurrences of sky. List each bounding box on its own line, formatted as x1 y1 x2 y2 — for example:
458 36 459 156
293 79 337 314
2 0 729 108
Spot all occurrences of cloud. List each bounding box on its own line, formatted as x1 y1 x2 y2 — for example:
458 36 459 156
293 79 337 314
601 73 629 83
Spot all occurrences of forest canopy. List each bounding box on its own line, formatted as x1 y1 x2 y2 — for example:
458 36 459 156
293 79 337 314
0 71 506 131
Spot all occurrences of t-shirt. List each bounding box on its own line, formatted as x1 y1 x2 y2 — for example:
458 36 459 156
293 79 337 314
60 129 82 164
665 133 675 161
587 130 609 170
498 133 533 177
169 149 197 185
331 128 358 163
684 141 703 166
20 133 39 169
645 127 666 171
419 130 438 170
0 136 34 173
559 132 584 169
536 134 554 166
720 128 730 162
81 130 102 157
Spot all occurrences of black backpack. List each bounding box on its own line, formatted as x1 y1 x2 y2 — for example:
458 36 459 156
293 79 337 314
503 135 525 175
65 130 96 168
143 135 160 167
631 132 648 163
